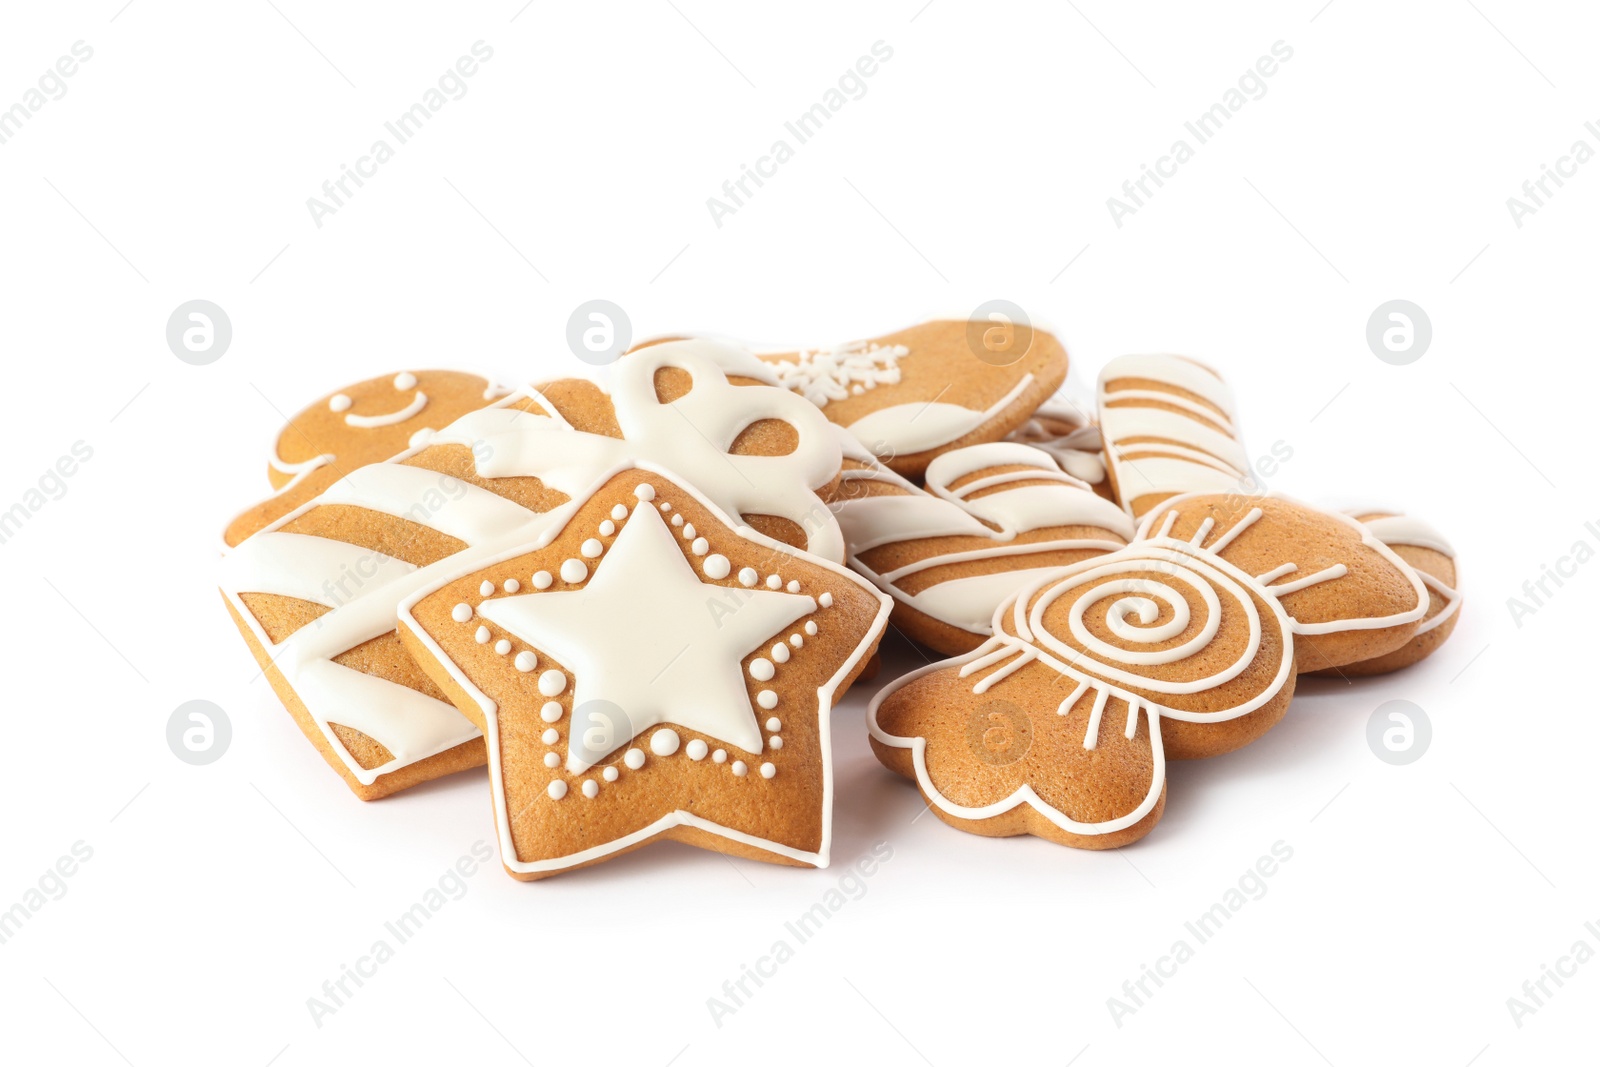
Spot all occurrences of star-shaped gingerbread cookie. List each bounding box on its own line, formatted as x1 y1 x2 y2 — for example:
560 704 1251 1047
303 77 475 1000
397 469 890 880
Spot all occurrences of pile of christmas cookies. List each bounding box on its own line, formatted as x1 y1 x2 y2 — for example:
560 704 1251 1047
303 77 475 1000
219 320 1460 878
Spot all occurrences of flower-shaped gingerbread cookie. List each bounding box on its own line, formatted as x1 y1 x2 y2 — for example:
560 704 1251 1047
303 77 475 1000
867 492 1428 849
397 469 889 879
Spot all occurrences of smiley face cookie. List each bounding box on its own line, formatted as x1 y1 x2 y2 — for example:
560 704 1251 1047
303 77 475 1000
224 370 510 546
746 319 1067 480
828 435 1134 655
396 469 889 879
867 491 1428 850
219 340 849 799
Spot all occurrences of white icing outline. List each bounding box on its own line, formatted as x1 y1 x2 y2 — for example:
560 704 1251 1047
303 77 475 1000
220 342 846 786
830 440 1134 637
344 390 428 428
1097 353 1251 519
396 463 891 876
865 488 1431 837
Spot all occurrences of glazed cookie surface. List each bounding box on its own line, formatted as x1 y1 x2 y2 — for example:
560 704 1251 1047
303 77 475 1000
828 435 1134 655
867 490 1429 850
755 319 1068 480
398 469 889 880
1098 353 1253 520
224 370 509 546
1006 394 1112 499
219 339 849 799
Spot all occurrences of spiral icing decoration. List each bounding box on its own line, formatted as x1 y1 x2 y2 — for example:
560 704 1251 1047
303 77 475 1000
1005 543 1293 714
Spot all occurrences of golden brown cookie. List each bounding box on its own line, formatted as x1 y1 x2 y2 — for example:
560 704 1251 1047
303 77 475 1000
1006 394 1113 500
397 469 889 880
1098 353 1253 520
753 319 1068 480
867 490 1429 850
219 339 848 799
827 434 1134 656
1309 508 1461 677
224 370 509 546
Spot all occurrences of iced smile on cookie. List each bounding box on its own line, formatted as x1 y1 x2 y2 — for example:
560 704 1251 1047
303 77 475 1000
328 371 430 428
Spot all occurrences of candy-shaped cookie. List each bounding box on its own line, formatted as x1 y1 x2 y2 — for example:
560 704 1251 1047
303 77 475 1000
828 435 1134 655
219 340 848 799
1006 395 1112 499
867 492 1429 849
1098 354 1253 520
224 370 509 546
396 469 889 879
744 319 1068 480
1310 508 1461 676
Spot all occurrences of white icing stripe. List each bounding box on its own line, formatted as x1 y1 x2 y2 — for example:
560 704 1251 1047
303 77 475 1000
1098 388 1234 428
948 469 1086 498
316 462 533 543
831 443 1133 637
1099 406 1250 472
1415 571 1463 635
847 374 1034 456
835 492 994 554
907 566 1111 634
295 659 477 767
1098 354 1250 519
345 390 428 428
1264 564 1348 597
220 532 418 609
1100 354 1234 414
878 538 1129 584
1108 457 1249 507
925 440 1070 486
1360 514 1456 558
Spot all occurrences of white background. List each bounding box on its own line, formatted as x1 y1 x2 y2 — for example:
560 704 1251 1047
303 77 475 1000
0 1 1593 1063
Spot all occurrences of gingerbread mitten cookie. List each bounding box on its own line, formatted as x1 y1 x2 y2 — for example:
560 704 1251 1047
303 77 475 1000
224 370 509 546
829 435 1134 655
754 319 1067 479
867 491 1428 850
219 340 849 799
398 470 889 880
